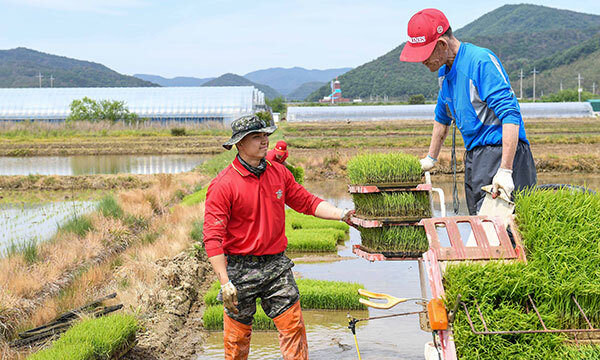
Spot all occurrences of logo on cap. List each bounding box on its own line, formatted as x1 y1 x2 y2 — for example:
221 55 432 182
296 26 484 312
409 36 426 44
437 25 443 34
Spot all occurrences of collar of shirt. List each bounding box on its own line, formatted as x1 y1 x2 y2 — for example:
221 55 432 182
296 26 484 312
231 155 272 178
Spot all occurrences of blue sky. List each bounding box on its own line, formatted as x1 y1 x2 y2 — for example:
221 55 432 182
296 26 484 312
1 0 599 78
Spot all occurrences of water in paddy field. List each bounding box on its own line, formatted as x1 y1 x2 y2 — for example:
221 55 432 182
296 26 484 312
198 172 600 360
0 154 212 175
0 201 96 255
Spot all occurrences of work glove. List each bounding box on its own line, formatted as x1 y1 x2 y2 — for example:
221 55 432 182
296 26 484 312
420 155 437 172
341 208 356 227
221 280 239 314
492 167 514 198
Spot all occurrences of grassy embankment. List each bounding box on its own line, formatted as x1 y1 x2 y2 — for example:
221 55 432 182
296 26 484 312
0 121 229 156
0 172 209 359
444 189 600 359
202 279 366 330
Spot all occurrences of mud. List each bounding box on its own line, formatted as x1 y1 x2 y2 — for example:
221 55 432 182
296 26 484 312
0 174 154 191
122 251 215 360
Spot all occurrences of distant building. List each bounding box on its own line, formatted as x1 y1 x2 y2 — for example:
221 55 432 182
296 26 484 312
0 86 265 124
319 78 351 104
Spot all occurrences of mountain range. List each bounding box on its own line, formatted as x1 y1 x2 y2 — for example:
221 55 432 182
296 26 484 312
0 48 156 88
307 4 600 101
133 74 215 87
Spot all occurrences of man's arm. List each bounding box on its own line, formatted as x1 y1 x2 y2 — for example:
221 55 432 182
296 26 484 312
314 201 344 220
208 254 229 285
500 123 519 170
427 121 450 160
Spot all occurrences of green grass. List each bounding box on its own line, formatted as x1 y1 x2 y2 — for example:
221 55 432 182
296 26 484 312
181 186 208 206
352 191 431 218
347 152 422 185
285 164 305 184
359 226 428 255
4 238 39 264
27 313 138 360
202 279 366 330
97 195 123 219
59 215 94 237
190 220 204 242
196 150 236 177
443 189 600 359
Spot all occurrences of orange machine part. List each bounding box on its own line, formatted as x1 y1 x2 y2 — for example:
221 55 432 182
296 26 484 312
427 298 448 331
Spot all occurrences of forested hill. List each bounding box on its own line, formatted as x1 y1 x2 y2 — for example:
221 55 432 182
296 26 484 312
0 48 157 88
202 73 282 99
307 4 600 101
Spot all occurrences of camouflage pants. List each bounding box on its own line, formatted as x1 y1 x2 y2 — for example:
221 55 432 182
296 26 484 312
219 252 299 325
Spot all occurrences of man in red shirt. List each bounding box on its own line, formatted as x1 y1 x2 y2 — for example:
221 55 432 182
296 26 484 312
266 140 289 165
203 114 354 360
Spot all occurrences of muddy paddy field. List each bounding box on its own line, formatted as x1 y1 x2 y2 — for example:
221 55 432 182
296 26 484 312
0 118 599 359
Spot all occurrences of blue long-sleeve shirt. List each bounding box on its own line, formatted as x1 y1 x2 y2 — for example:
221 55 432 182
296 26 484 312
434 43 529 151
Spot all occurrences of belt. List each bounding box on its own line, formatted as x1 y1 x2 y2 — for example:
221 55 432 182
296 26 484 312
226 252 284 263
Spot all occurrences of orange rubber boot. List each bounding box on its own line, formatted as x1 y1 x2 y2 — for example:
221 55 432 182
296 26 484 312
223 311 252 360
272 301 308 360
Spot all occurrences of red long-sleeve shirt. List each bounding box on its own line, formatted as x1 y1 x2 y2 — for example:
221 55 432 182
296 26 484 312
202 156 323 257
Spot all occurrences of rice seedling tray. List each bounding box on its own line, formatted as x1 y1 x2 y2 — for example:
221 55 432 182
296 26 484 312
351 215 421 227
348 183 431 193
352 244 423 261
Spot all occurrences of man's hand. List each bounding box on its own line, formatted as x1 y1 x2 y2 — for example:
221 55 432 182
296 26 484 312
420 155 437 171
492 168 514 198
221 280 239 314
340 208 356 226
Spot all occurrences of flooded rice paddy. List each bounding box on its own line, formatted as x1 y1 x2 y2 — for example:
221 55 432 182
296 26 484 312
0 154 211 175
199 173 600 360
0 201 96 254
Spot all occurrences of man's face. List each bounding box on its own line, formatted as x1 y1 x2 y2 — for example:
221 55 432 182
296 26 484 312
237 132 269 160
422 39 448 72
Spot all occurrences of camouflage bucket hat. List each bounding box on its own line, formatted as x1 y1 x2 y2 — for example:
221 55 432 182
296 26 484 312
222 114 277 150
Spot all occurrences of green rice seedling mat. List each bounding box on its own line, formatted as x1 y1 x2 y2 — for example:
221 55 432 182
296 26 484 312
347 153 422 185
359 225 428 256
443 188 600 359
352 191 431 219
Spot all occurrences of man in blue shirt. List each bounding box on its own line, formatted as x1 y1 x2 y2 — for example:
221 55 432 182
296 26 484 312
399 8 536 215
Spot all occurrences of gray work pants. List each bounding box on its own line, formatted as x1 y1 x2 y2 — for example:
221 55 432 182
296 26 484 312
464 141 537 215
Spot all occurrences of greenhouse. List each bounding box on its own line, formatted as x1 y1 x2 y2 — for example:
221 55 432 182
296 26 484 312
287 102 594 122
0 86 265 124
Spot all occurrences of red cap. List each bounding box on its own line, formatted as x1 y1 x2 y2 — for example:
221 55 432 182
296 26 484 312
275 140 287 152
399 8 449 63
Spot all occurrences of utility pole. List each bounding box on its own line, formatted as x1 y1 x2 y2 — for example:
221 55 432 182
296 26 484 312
593 82 596 95
36 72 43 88
577 73 583 102
518 69 524 99
560 81 563 92
50 75 54 88
531 67 539 102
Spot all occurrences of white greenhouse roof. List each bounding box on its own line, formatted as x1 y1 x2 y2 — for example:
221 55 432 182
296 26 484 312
0 86 265 123
287 102 594 122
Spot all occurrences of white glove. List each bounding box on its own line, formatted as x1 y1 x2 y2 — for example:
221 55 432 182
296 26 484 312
492 167 514 198
221 280 239 314
420 155 437 171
